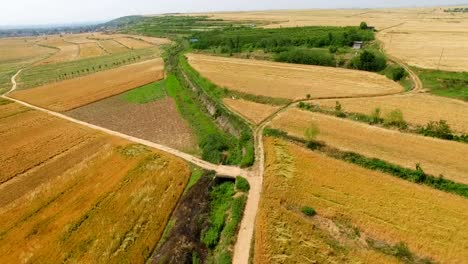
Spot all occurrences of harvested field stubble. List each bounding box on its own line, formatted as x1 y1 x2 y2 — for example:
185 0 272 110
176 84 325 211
10 58 165 112
255 137 468 264
115 37 153 49
270 108 468 184
187 54 403 100
0 102 191 263
223 98 281 124
99 39 129 54
37 37 80 64
315 94 468 133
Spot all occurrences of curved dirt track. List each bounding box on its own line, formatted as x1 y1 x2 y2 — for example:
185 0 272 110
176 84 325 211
2 69 249 179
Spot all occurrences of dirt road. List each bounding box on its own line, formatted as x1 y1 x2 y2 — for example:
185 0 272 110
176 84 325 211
2 70 249 179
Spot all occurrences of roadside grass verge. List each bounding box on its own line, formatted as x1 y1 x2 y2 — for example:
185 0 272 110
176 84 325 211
121 79 166 104
202 177 249 263
17 47 160 90
178 52 255 167
264 128 468 198
412 67 468 101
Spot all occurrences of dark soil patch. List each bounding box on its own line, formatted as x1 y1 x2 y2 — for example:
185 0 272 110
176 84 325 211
65 95 198 153
150 173 216 264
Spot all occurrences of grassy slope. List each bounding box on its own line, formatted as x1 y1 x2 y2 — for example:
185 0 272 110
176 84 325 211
17 47 160 90
413 67 468 101
121 80 167 104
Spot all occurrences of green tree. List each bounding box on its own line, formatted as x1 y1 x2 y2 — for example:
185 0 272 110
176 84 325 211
360 21 368 30
384 109 407 129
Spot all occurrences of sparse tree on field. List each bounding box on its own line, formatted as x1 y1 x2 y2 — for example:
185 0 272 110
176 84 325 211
305 122 320 142
360 21 368 30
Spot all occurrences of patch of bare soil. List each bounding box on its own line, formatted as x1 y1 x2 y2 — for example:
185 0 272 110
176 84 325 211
65 95 198 153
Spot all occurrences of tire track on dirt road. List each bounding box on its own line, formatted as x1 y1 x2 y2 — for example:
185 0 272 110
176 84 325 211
2 69 249 179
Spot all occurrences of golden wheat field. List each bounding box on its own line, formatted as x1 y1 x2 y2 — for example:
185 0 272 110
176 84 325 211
98 39 129 53
115 37 153 49
0 100 191 263
37 37 80 64
315 94 468 133
79 42 107 58
255 137 468 264
0 37 54 64
223 98 281 124
10 58 165 112
199 7 468 71
187 54 403 100
270 108 468 184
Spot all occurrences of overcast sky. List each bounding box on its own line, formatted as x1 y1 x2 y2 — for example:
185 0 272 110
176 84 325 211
1 0 466 26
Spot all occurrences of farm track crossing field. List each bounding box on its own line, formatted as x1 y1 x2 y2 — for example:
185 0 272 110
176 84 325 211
315 93 468 133
0 101 191 263
66 92 198 153
197 7 468 71
187 54 403 100
255 137 468 264
10 58 165 112
223 98 282 125
270 108 468 184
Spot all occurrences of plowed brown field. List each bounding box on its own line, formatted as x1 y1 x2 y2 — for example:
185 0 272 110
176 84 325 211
66 95 197 153
0 101 191 263
223 98 281 124
270 108 468 184
315 94 468 133
187 54 403 100
10 58 165 112
255 137 468 264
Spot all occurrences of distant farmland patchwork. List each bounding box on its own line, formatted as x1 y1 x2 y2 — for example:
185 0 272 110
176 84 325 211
187 54 403 100
255 137 468 264
10 58 165 112
0 101 191 263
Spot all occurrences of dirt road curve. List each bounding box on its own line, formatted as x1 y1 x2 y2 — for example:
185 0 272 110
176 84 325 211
2 70 249 179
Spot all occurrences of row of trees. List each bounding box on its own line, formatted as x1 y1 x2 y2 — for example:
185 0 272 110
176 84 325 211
191 26 375 53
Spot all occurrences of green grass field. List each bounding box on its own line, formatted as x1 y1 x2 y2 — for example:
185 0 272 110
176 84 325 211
17 47 161 90
121 80 167 104
413 67 468 101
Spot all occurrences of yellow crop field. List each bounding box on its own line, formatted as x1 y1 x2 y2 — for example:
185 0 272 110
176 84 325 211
270 108 468 184
0 101 191 263
37 37 80 64
315 94 468 133
79 42 107 58
198 7 468 71
223 98 281 124
134 36 172 45
187 54 403 100
0 37 54 64
10 58 165 112
255 137 468 263
115 37 153 49
99 39 129 53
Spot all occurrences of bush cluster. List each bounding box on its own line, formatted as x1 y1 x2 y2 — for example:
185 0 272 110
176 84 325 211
274 48 335 66
350 50 387 72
